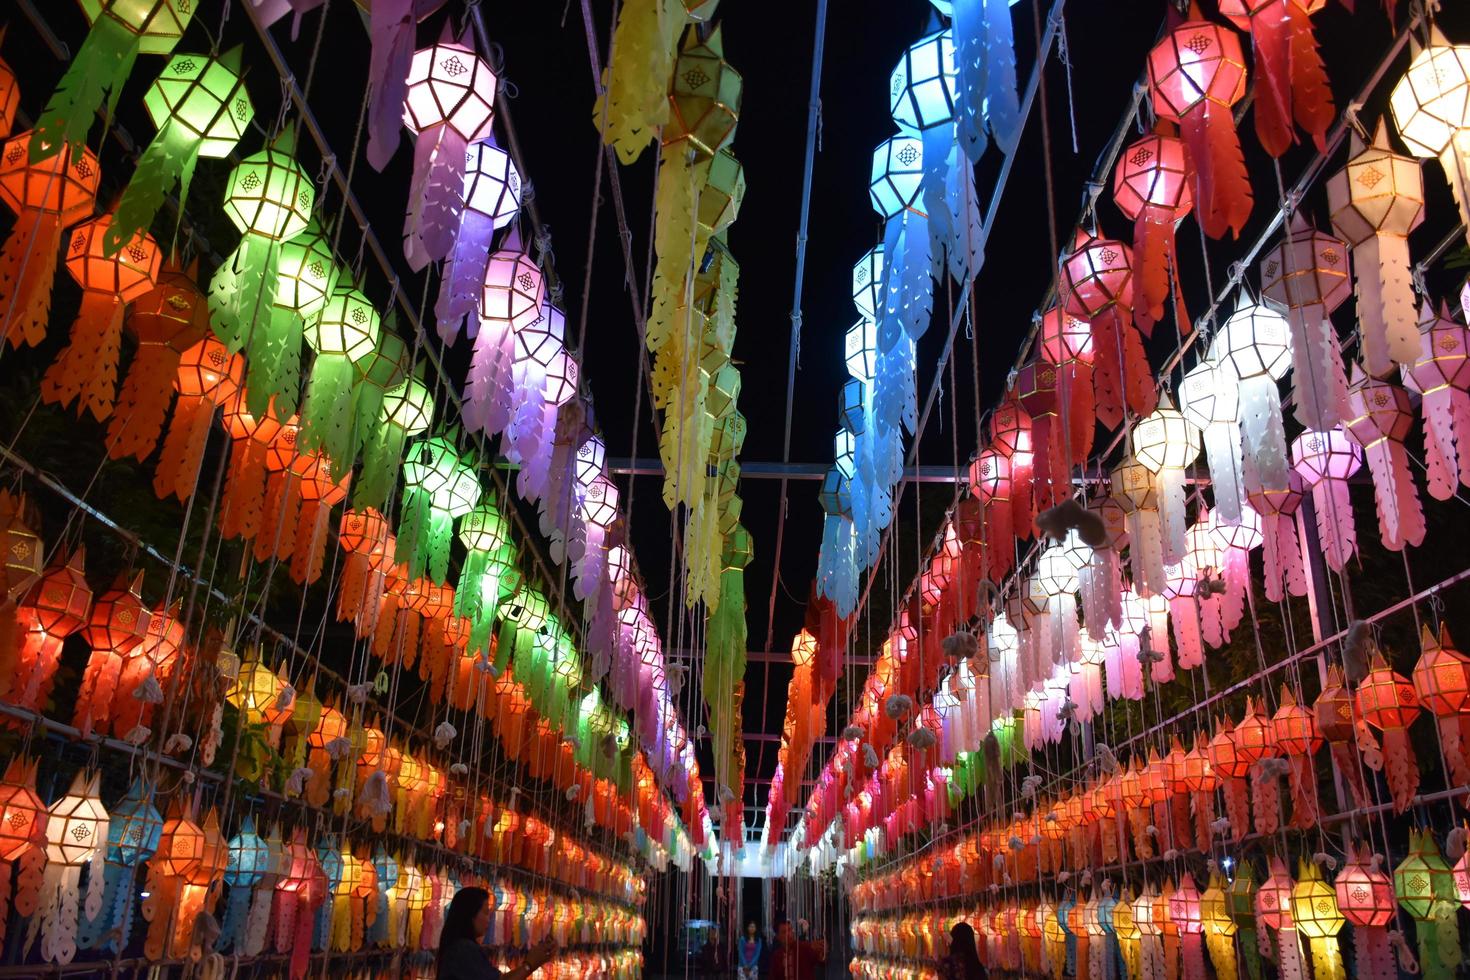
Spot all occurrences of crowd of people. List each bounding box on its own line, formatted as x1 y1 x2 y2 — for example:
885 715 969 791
431 887 985 980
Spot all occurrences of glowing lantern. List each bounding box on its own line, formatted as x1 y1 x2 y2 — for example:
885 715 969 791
30 0 195 163
1060 231 1153 429
248 219 342 419
1395 829 1462 980
1259 215 1353 430
0 41 16 138
78 777 160 951
436 139 521 340
1113 126 1192 331
1179 357 1244 523
1405 303 1470 507
1389 32 1470 251
1411 624 1470 795
220 815 269 948
358 375 435 510
466 235 544 437
299 285 381 470
74 571 150 738
1132 400 1200 567
1110 455 1165 597
14 549 93 713
1199 873 1236 980
1270 685 1321 831
1255 857 1307 979
108 48 254 255
1326 120 1425 376
1334 843 1396 978
0 132 101 347
1356 652 1421 814
401 26 497 270
1290 860 1345 980
1207 713 1250 843
455 498 512 657
143 804 207 959
1290 428 1361 572
397 433 482 584
39 213 161 421
35 772 107 963
1146 16 1252 240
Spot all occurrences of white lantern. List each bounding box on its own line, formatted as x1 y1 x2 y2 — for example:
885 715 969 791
846 318 878 383
1216 303 1294 497
1291 428 1362 572
869 136 924 219
890 29 959 133
1389 31 1470 247
1132 401 1201 567
1180 358 1245 523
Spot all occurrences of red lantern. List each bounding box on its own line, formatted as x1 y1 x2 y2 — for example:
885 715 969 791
74 570 150 737
1146 13 1253 241
289 451 351 587
13 548 92 713
0 131 101 348
989 398 1035 540
1037 305 1096 466
1344 367 1425 552
1356 652 1422 814
105 258 210 462
338 509 392 638
218 391 284 544
1312 663 1370 809
1411 623 1470 796
1207 714 1250 843
153 337 243 503
253 420 302 566
1334 843 1396 979
1255 857 1307 979
1112 126 1193 333
1218 0 1333 158
40 212 161 420
1270 685 1321 831
968 446 1015 582
1060 231 1155 430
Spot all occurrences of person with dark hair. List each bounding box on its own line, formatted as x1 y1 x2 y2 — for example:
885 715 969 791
437 886 557 980
736 921 763 980
768 919 825 980
938 922 986 980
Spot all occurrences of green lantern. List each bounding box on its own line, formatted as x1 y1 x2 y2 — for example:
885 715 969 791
348 328 408 467
455 498 511 657
299 284 381 472
395 432 481 584
356 375 434 511
106 48 254 255
31 0 196 165
1228 859 1263 980
246 218 341 419
209 124 315 359
494 586 549 675
1395 829 1463 980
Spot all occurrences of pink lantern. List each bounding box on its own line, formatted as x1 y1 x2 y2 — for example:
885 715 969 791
466 232 545 437
1405 302 1470 502
401 25 497 271
1060 231 1155 429
1344 367 1425 552
1290 428 1362 572
1112 126 1193 332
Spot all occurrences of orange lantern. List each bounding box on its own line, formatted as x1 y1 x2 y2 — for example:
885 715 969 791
218 392 285 543
1356 652 1422 813
1207 715 1249 843
12 548 92 713
153 337 242 503
0 41 16 138
1411 623 1470 794
0 757 44 947
0 131 101 347
74 570 150 737
143 803 206 959
337 508 392 637
1233 697 1276 837
1269 686 1321 831
253 420 303 566
1312 663 1370 808
289 451 352 587
40 212 161 420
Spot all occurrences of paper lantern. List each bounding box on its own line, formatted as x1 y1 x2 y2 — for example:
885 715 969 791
1326 120 1425 376
1179 357 1244 522
1218 0 1332 157
1259 214 1352 430
30 0 195 163
1113 127 1193 331
667 26 742 157
396 434 482 584
78 777 160 952
357 375 435 510
1133 401 1201 569
12 548 92 714
73 571 149 738
219 815 269 949
869 136 924 219
40 213 161 420
1200 873 1237 980
436 139 521 341
466 235 544 437
1332 843 1396 979
1206 713 1250 843
245 219 342 419
299 285 381 470
218 393 286 545
209 123 314 365
1344 366 1425 552
1395 829 1462 980
1357 652 1421 813
0 41 17 138
153 336 243 504
1060 231 1153 429
1270 686 1321 831
454 499 511 657
1146 18 1252 240
401 27 498 270
108 48 254 255
0 131 101 348
1255 856 1302 980
1405 302 1470 503
852 247 884 324
1389 33 1470 251
1290 428 1361 572
35 772 107 963
1291 860 1345 980
105 258 210 462
1411 624 1470 795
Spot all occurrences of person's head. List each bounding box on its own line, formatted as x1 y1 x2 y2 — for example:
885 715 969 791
949 922 980 963
745 921 758 938
439 886 491 965
776 920 794 945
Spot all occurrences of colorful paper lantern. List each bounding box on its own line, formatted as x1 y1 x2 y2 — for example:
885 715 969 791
435 139 521 341
1389 32 1470 252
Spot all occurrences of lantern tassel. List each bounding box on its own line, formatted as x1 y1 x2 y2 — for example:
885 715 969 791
365 0 417 172
105 118 201 257
355 425 407 510
1439 137 1470 253
982 0 1020 146
299 356 359 468
290 497 335 586
255 467 300 564
1134 206 1174 334
1285 753 1319 829
209 236 278 355
219 434 272 542
464 320 516 436
245 307 304 420
403 124 468 272
434 211 495 344
0 211 62 349
1285 306 1351 432
1179 99 1252 240
1352 926 1396 980
40 294 126 420
1381 728 1419 814
1352 234 1420 375
1361 438 1426 551
1168 597 1204 670
153 394 218 503
1309 477 1357 570
30 18 139 166
107 345 182 461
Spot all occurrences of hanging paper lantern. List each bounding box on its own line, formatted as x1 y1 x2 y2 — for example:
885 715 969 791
1335 844 1396 978
1112 126 1193 332
217 392 286 544
401 26 498 270
1312 663 1370 809
436 139 521 341
1110 455 1165 597
152 337 243 502
1405 301 1470 502
466 235 544 437
288 451 353 586
1357 652 1421 814
1060 231 1154 429
78 777 160 953
1290 428 1362 572
1411 624 1470 796
105 257 210 461
30 0 195 163
1132 401 1201 569
1326 120 1425 376
397 433 482 584
74 571 150 738
454 499 511 657
1207 714 1249 843
107 47 254 255
1269 685 1321 830
208 124 315 360
1180 357 1245 525
358 375 434 510
1389 33 1470 251
13 548 93 714
299 284 381 469
1395 829 1463 980
1218 0 1333 156
34 771 106 964
1199 873 1237 980
1146 15 1253 240
247 219 341 419
0 131 102 348
1038 305 1096 467
0 38 17 139
1259 215 1352 430
1344 366 1425 551
41 213 161 420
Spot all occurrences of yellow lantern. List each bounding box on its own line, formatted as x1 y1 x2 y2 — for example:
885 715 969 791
1291 860 1345 980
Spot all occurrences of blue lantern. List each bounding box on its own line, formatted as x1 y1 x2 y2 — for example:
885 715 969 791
79 777 161 952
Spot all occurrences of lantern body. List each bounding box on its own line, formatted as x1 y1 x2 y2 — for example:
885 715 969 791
0 133 101 221
1389 41 1470 159
890 29 958 132
869 137 923 218
222 139 313 240
403 37 497 142
1147 23 1248 120
44 773 107 866
66 215 161 302
144 51 254 157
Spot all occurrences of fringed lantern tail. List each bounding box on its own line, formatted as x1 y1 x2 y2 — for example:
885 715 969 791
1134 208 1172 333
107 346 180 461
40 295 125 419
289 499 334 586
30 17 139 165
1286 754 1319 829
0 211 62 349
1382 728 1420 814
403 125 469 272
1440 136 1470 253
106 121 200 257
299 356 358 468
152 396 217 503
208 237 278 354
1286 307 1350 432
1310 479 1356 571
1223 775 1250 843
244 308 303 421
1180 103 1253 240
1363 440 1426 550
1247 6 1296 158
1351 234 1419 376
434 212 495 344
255 470 300 565
365 0 417 172
219 439 271 542
1353 927 1396 980
463 321 515 436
